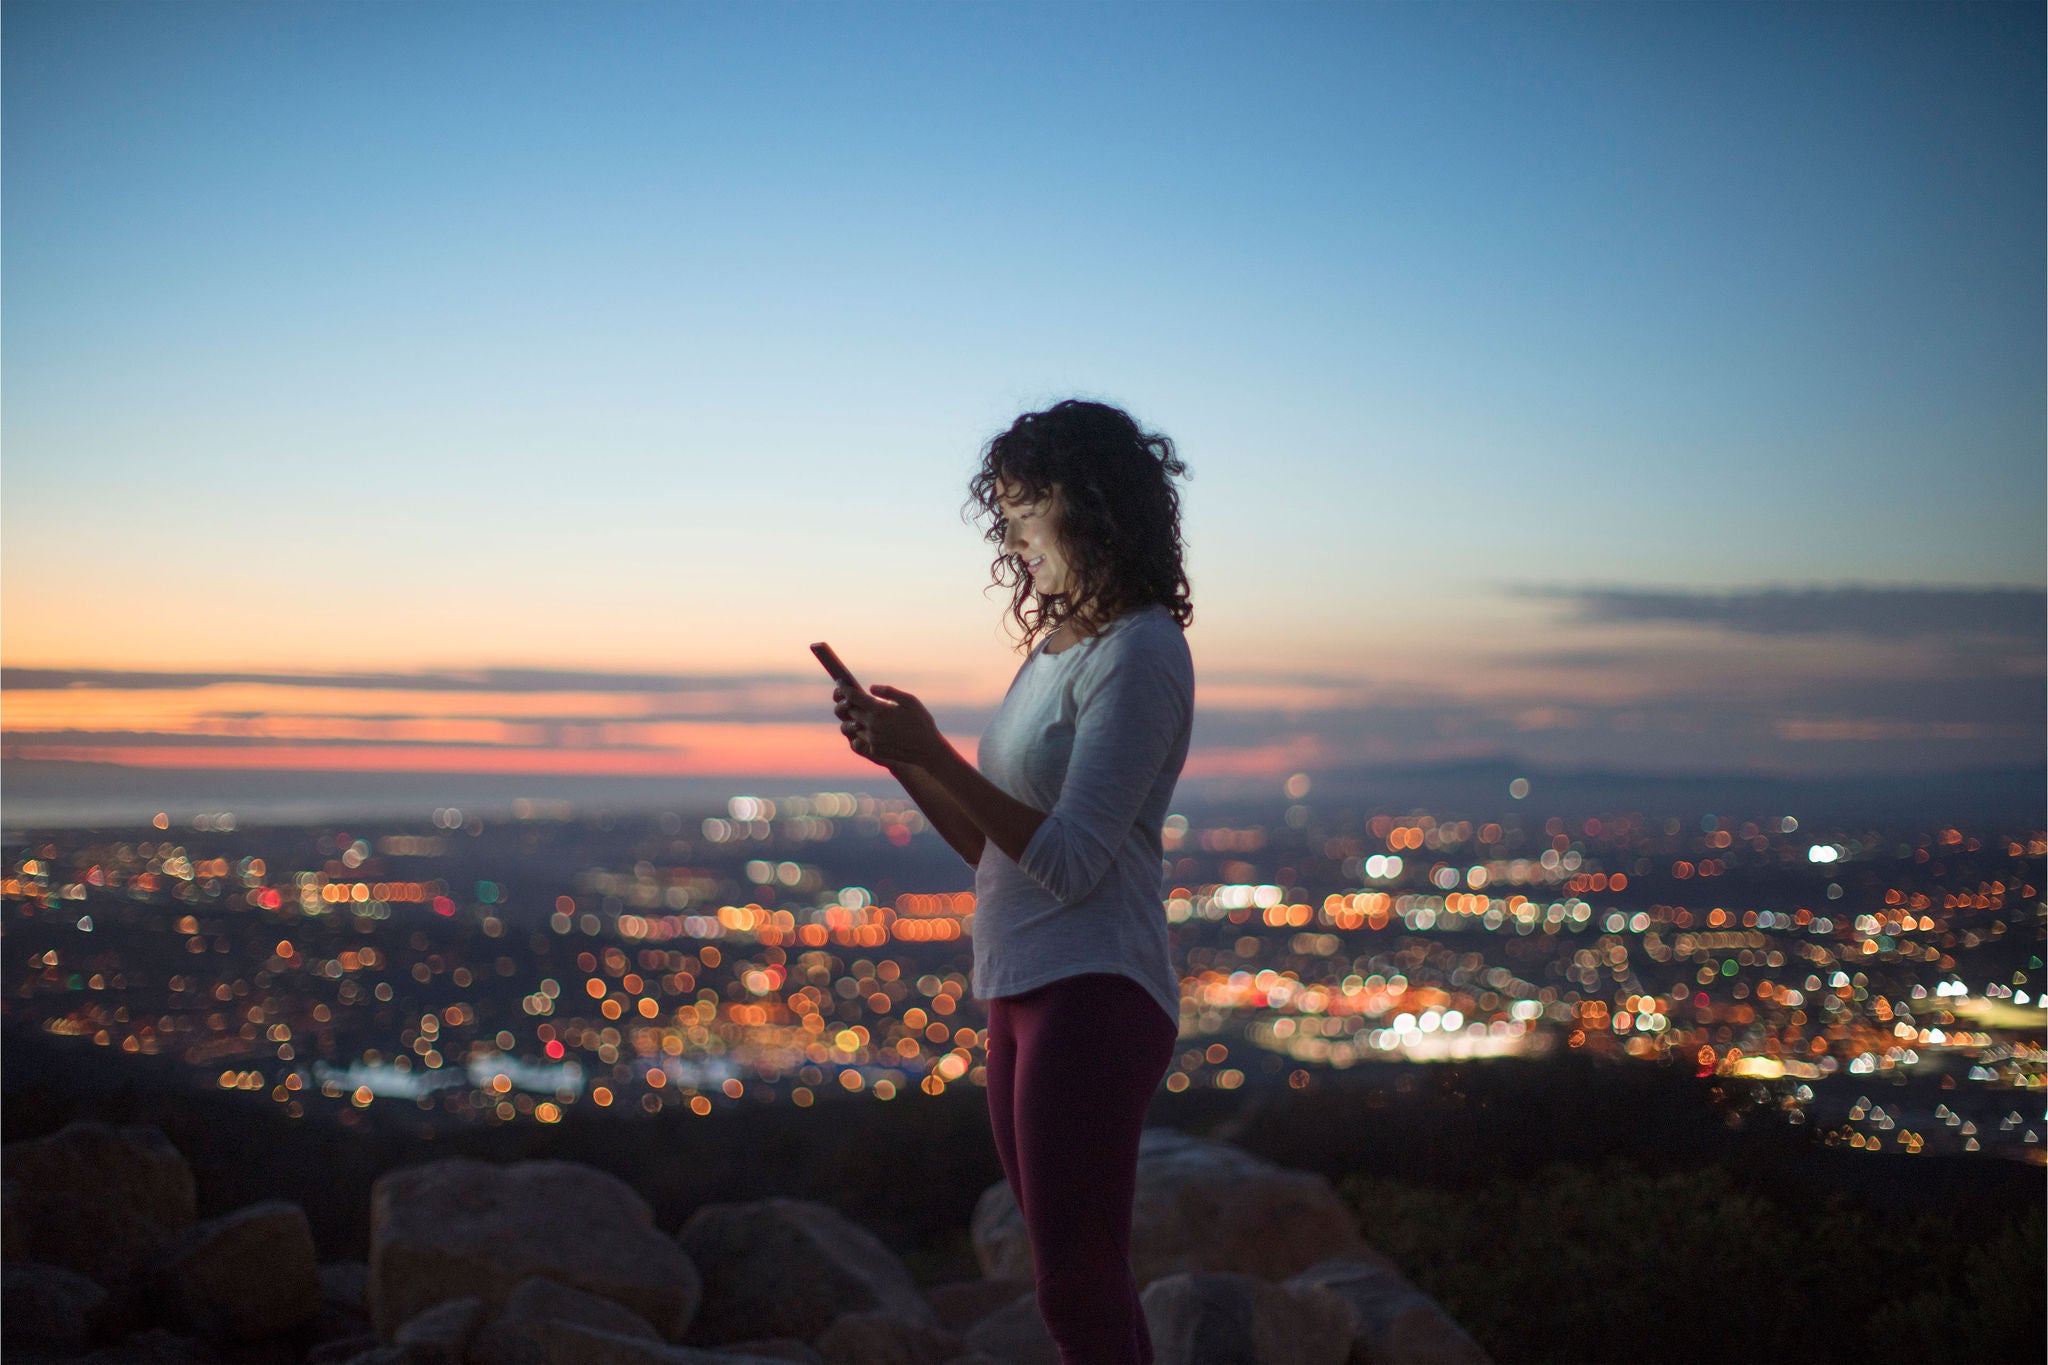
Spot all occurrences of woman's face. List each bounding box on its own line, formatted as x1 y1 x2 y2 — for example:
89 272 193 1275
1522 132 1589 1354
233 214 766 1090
997 480 1072 598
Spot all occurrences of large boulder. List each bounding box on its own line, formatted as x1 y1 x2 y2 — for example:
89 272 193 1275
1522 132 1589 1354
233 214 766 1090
3 1179 175 1297
1140 1270 1356 1365
1286 1260 1492 1364
161 1199 323 1344
677 1197 935 1346
3 1123 197 1333
2 1260 113 1355
368 1158 700 1341
974 1128 1375 1287
1 1122 197 1233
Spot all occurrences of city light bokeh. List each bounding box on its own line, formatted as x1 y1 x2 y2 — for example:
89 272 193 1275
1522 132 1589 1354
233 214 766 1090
8 787 2041 1164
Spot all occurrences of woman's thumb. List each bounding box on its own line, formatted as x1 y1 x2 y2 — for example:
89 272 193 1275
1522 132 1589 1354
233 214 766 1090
870 683 898 698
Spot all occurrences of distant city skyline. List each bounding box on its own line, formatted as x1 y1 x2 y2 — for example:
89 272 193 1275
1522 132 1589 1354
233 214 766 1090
4 0 2042 798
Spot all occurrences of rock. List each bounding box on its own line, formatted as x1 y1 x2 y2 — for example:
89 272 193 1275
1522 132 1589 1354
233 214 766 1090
2 1260 113 1354
341 1348 411 1365
714 1340 826 1364
162 1199 322 1343
1140 1270 1355 1365
305 1260 375 1345
321 1260 371 1314
307 1332 382 1363
1 1178 20 1260
960 1289 1057 1365
1286 1259 1492 1365
471 1274 669 1362
503 1273 663 1338
974 1128 1376 1287
927 1279 1034 1333
937 1356 1004 1365
3 1179 175 1294
815 1309 963 1365
299 1306 376 1355
478 1319 793 1364
222 1334 330 1365
1 1122 198 1232
73 1327 211 1363
677 1197 936 1346
393 1295 486 1364
368 1158 700 1341
1382 1308 1495 1365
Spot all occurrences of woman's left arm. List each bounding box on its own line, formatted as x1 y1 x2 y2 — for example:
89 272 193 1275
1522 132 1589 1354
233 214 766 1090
846 650 1189 895
915 742 1048 865
841 685 1047 862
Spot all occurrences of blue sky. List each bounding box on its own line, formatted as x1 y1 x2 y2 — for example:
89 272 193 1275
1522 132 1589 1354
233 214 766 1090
4 0 2042 791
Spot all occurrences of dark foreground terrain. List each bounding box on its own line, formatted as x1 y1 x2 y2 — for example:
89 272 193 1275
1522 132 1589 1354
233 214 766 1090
5 1023 2041 1364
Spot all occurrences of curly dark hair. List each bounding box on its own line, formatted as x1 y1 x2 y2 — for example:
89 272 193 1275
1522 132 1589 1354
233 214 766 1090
963 399 1193 650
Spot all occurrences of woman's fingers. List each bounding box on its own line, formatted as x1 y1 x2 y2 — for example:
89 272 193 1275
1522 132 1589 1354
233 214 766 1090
870 683 922 716
831 686 893 766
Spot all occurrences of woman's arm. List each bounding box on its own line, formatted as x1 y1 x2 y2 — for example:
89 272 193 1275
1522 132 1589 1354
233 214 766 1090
833 634 1189 898
838 684 1047 864
886 760 987 868
911 741 1047 866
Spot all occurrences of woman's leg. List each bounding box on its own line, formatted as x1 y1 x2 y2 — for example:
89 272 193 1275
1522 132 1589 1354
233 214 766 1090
1007 973 1179 1365
983 995 1027 1234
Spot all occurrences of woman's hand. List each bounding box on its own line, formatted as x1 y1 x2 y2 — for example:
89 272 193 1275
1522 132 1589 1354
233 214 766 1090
833 684 946 770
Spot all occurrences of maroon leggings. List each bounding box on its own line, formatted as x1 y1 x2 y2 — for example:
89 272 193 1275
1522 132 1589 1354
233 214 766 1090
985 971 1180 1365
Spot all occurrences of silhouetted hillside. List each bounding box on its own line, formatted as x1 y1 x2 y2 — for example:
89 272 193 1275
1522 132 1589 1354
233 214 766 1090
7 1021 2039 1358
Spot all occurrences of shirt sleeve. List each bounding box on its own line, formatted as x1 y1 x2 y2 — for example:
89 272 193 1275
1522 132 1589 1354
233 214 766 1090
1015 629 1191 905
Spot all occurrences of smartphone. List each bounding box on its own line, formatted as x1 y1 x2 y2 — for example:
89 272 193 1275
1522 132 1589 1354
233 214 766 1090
809 642 864 695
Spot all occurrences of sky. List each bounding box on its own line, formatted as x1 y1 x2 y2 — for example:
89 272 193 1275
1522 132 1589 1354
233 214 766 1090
3 0 2043 812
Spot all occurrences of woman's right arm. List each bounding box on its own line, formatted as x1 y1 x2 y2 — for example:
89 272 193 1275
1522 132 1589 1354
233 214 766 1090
887 762 987 869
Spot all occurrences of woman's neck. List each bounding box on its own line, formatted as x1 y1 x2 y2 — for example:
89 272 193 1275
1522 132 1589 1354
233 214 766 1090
1044 603 1123 653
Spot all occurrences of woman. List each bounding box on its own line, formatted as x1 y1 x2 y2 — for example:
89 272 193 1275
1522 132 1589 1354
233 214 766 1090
830 398 1194 1365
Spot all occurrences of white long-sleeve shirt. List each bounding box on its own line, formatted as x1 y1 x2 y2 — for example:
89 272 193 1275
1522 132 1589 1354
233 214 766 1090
969 603 1193 1027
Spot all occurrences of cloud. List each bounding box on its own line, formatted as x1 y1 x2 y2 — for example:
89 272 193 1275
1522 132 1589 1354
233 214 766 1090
4 613 2040 783
1510 650 1639 670
1182 661 2044 779
0 667 810 693
1779 672 2046 727
1518 584 2045 641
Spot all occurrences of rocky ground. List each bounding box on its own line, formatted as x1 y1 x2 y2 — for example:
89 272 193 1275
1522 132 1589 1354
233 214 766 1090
2 1119 1489 1365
